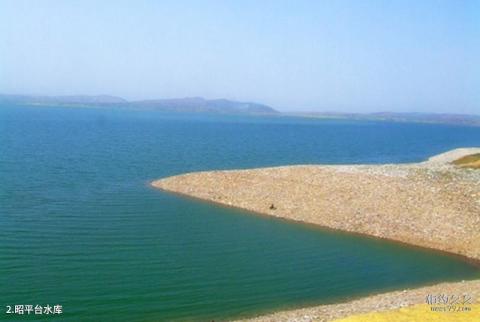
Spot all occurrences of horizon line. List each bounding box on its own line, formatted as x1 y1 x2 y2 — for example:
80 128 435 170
1 92 479 117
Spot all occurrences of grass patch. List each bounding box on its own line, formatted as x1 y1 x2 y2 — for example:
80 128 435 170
452 153 480 169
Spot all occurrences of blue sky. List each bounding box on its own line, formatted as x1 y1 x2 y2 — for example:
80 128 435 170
1 0 479 113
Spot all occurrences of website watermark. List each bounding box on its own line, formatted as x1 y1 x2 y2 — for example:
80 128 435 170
426 294 473 312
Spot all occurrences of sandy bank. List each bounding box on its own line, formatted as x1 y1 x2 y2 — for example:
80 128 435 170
235 279 480 322
151 148 480 321
152 148 480 261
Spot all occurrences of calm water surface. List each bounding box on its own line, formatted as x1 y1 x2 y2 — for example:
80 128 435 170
1 105 479 321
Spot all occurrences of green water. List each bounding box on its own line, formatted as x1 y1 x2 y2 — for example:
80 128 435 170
1 105 479 321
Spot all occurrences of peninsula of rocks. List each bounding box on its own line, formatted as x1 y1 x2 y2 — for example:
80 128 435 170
152 148 480 261
151 148 480 321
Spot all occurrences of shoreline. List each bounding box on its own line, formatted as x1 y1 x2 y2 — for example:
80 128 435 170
152 148 480 261
150 147 480 320
154 185 480 268
234 279 480 322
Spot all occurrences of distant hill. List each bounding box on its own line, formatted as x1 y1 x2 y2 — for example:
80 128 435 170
127 97 277 114
2 94 478 125
0 94 279 115
289 111 480 127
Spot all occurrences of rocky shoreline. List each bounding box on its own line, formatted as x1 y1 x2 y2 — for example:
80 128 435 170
234 279 480 322
152 148 480 261
151 148 480 321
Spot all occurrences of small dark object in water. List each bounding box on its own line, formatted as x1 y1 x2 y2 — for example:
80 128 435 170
269 203 276 210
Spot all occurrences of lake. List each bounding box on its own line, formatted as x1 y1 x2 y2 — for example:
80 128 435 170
1 105 479 321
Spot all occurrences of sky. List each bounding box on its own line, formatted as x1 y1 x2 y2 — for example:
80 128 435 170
1 0 479 114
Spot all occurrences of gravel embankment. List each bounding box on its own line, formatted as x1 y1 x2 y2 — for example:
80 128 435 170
236 280 480 322
151 148 480 321
152 148 480 260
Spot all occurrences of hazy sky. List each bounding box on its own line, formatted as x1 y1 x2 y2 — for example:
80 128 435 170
1 0 479 113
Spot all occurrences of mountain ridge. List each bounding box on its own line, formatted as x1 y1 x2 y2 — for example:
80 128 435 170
1 94 479 126
0 94 278 115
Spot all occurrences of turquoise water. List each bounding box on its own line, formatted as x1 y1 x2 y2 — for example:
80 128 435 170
1 105 479 321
